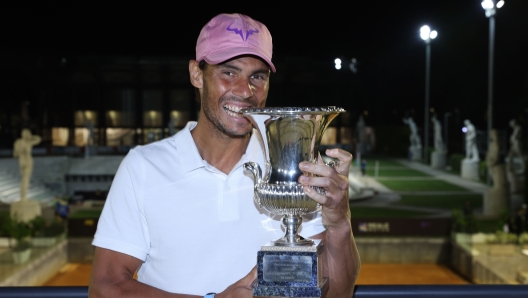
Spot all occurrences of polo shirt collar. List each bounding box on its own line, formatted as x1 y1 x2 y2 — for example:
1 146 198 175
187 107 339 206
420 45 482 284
174 121 265 174
173 122 203 173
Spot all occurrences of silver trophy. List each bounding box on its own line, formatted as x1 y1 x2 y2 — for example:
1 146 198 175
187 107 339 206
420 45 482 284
242 106 344 297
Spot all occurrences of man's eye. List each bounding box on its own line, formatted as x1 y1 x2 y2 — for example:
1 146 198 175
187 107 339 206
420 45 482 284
224 71 234 76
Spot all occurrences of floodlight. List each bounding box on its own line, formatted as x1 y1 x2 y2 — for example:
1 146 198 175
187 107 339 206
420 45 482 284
420 25 430 40
430 30 438 39
481 0 494 9
334 58 342 70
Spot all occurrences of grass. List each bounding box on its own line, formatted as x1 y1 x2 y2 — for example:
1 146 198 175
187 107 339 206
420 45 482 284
350 206 435 218
361 159 405 167
396 194 483 210
366 168 430 177
378 179 470 192
69 209 102 219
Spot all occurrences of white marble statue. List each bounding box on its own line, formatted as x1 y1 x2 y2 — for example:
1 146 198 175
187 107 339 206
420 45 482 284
84 121 95 158
13 129 41 201
507 119 525 174
487 129 507 188
484 129 509 216
402 117 421 149
11 129 43 222
464 119 479 162
431 115 444 153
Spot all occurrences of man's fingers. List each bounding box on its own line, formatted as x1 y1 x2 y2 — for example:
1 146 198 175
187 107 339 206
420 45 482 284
242 266 257 287
300 168 348 192
303 185 330 205
325 149 352 173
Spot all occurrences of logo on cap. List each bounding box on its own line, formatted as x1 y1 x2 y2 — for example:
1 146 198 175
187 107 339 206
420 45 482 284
226 22 259 41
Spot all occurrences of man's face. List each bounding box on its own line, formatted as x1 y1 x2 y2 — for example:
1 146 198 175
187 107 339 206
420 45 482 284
200 56 270 138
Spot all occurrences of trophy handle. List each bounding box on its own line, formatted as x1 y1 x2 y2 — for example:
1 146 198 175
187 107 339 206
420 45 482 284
243 162 262 184
244 114 272 181
324 159 340 169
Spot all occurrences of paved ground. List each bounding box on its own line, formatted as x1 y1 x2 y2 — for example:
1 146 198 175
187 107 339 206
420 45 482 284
42 263 93 286
42 263 470 286
356 264 470 285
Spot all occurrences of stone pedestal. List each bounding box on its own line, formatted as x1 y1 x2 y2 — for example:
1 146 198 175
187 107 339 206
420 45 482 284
10 200 42 222
461 159 479 181
409 147 422 161
431 152 446 169
507 171 525 194
483 187 509 217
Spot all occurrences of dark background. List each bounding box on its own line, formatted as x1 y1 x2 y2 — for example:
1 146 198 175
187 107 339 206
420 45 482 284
1 0 527 152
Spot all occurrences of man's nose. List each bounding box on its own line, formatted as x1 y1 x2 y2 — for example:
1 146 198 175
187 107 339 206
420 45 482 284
232 77 254 99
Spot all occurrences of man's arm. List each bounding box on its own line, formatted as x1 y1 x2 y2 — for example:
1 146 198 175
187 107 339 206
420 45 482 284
89 247 257 298
299 149 361 297
89 247 190 298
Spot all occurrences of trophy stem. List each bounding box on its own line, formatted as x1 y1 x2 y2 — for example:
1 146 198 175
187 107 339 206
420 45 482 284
272 214 314 246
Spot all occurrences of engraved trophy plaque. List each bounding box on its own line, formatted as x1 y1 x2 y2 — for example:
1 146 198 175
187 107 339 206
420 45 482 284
242 106 344 298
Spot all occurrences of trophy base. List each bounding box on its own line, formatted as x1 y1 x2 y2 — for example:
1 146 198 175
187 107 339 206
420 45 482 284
253 278 328 298
254 240 327 298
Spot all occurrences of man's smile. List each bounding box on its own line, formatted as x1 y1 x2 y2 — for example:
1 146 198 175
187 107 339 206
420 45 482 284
223 104 246 118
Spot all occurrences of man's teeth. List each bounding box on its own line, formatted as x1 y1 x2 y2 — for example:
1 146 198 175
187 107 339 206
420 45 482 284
224 105 244 117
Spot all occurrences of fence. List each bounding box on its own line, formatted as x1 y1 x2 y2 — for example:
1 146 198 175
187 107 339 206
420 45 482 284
1 285 528 298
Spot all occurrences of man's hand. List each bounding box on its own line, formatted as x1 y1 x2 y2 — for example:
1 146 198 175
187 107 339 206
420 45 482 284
298 148 360 297
216 267 256 298
298 148 352 228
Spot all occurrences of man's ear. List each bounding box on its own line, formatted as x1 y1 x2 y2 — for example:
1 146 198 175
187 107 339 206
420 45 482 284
189 60 203 88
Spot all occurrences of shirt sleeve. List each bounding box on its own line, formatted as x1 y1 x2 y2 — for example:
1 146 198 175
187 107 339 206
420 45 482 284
92 149 150 261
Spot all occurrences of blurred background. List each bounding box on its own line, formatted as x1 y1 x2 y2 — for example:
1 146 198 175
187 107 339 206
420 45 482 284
1 0 528 291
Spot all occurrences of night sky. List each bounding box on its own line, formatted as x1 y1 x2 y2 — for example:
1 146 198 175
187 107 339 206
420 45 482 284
2 0 528 131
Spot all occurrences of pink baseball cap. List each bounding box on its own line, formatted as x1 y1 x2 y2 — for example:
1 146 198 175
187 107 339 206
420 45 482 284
196 13 276 72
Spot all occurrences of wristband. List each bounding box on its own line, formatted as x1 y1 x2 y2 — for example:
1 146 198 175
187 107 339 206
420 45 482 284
204 293 215 298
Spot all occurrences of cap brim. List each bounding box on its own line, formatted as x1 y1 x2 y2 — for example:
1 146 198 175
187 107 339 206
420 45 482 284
203 47 276 72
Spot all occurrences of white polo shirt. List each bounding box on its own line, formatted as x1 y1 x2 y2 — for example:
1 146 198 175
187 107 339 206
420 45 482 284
92 121 325 295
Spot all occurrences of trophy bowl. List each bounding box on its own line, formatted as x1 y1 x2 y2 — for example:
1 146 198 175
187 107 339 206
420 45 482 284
242 106 344 247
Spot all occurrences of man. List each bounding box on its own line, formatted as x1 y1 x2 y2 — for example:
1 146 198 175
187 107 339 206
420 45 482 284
89 13 360 297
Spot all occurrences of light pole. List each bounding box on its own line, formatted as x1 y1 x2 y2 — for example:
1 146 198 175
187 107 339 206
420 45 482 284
481 0 504 144
420 25 437 164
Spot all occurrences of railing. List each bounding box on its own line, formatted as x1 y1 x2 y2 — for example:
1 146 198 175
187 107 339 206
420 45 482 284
0 285 528 298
